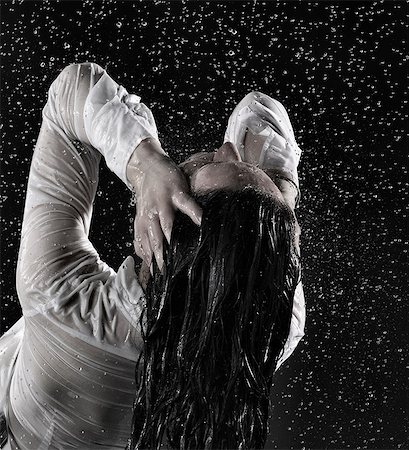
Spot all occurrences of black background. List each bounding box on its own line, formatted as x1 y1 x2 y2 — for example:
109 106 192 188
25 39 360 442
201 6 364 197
0 1 407 448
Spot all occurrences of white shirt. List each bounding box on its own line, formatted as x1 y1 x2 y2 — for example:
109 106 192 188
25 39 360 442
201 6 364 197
0 63 305 449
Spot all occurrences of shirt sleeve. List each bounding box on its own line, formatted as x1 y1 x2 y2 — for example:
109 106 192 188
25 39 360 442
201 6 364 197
275 281 306 370
83 71 159 189
16 63 154 331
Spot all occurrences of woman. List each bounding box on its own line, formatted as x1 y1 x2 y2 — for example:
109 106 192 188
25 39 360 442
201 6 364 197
0 63 305 449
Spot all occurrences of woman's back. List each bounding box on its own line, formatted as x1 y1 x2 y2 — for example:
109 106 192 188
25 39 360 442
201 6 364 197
8 311 138 449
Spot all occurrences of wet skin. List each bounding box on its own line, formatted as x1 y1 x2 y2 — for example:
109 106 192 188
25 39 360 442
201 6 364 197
179 142 286 201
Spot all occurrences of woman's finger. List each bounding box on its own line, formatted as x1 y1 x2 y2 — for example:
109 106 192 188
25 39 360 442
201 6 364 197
172 192 203 226
134 226 152 267
133 235 144 260
147 215 164 271
133 217 144 257
158 204 175 245
141 232 153 267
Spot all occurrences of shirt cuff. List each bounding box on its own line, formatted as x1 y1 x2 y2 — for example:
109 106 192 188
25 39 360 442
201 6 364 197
84 72 159 190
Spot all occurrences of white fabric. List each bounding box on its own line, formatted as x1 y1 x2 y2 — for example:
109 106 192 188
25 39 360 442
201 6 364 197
0 64 305 449
83 72 159 190
276 282 306 370
1 63 149 450
224 91 302 190
0 319 24 414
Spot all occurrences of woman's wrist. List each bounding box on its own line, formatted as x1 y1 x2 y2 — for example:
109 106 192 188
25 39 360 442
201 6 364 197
126 138 168 192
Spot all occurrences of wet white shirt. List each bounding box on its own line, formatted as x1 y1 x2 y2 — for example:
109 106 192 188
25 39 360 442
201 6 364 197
0 63 305 449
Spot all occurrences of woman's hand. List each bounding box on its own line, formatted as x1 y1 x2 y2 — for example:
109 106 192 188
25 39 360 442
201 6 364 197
126 139 202 271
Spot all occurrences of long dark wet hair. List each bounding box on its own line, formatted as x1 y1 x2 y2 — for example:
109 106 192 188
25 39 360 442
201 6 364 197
128 188 301 450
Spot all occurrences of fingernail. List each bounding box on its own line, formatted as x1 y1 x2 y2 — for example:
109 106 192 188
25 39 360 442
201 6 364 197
196 210 202 225
164 228 171 245
155 252 164 273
